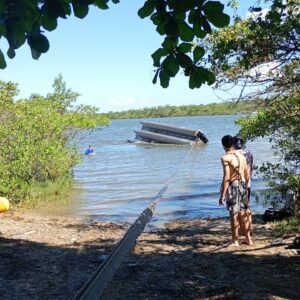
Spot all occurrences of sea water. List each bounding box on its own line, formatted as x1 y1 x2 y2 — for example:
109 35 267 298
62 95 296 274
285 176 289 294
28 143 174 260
42 115 275 227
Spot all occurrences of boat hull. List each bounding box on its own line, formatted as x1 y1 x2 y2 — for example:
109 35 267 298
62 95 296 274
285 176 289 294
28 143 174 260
131 121 208 145
134 130 192 145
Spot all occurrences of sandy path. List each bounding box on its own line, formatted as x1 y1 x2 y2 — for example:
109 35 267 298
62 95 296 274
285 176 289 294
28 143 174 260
0 210 299 299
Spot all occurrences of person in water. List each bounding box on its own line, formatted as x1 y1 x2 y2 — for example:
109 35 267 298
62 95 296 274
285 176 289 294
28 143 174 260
193 130 209 145
85 145 94 155
219 135 252 246
233 135 254 234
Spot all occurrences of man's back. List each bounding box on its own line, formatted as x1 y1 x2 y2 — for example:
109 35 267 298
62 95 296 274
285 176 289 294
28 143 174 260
221 151 248 183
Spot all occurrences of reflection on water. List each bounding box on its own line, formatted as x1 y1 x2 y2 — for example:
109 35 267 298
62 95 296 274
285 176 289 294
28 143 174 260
37 115 274 227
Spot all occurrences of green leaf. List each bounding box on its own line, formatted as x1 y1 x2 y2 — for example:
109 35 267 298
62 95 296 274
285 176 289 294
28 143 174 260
28 34 50 53
151 48 168 67
174 12 186 21
203 1 230 28
198 67 216 85
188 9 197 24
152 68 160 84
95 0 109 10
193 46 205 63
189 66 216 88
189 68 203 89
156 23 166 35
178 21 194 42
202 19 212 33
209 12 230 28
150 12 168 26
159 69 170 88
0 50 7 69
72 0 89 19
175 52 193 68
42 0 71 19
162 37 175 51
29 47 41 60
56 0 71 18
165 17 179 36
7 47 15 59
177 42 192 53
6 23 27 49
0 1 5 14
203 1 224 14
162 54 179 77
41 14 58 31
138 1 156 18
193 17 206 38
170 0 195 12
111 0 120 3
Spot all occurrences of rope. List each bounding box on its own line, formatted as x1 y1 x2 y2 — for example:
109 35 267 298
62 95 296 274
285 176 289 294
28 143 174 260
74 143 195 300
152 143 195 205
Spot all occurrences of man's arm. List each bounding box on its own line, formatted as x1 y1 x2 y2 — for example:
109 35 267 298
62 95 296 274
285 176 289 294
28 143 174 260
243 156 250 185
219 156 230 205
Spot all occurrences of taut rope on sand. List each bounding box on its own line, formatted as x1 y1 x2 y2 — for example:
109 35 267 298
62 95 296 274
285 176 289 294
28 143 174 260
74 144 195 300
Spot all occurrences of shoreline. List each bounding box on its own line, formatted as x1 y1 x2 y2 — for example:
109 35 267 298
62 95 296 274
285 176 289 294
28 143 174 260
0 209 299 299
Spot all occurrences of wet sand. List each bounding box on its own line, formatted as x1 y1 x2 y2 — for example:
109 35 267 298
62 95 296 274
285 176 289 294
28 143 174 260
0 210 299 299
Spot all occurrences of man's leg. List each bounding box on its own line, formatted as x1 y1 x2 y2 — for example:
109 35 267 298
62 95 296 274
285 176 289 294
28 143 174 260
247 188 253 235
229 211 240 246
240 210 253 245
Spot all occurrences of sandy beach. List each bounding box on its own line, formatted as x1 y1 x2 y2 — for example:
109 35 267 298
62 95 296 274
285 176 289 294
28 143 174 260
0 209 299 299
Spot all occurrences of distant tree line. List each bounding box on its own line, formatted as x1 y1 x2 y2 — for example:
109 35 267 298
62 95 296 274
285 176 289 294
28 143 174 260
106 99 261 119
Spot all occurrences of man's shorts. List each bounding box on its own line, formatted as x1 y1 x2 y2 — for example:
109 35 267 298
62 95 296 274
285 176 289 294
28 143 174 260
226 181 249 214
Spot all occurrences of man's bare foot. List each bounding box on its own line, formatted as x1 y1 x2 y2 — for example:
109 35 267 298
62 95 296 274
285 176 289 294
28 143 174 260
245 239 253 245
227 241 239 247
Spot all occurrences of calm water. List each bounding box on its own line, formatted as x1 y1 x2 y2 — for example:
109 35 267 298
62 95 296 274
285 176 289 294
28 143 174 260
41 115 273 227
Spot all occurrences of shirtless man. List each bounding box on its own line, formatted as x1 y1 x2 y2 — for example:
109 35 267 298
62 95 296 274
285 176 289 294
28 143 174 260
219 135 252 246
234 135 254 234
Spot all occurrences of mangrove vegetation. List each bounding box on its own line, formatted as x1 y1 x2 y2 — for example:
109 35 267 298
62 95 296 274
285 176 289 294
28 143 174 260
206 0 300 214
0 75 109 203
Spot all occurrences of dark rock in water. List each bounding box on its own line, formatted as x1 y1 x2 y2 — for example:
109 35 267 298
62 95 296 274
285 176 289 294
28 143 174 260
262 208 293 222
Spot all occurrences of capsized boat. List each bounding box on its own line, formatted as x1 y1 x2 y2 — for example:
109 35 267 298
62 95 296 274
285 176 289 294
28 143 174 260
131 121 208 145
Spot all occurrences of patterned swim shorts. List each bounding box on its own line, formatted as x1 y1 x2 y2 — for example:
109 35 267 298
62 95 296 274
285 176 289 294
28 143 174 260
226 181 248 214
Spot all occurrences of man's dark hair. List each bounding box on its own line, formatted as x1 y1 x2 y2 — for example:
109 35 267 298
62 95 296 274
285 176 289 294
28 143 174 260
233 136 244 149
221 135 234 148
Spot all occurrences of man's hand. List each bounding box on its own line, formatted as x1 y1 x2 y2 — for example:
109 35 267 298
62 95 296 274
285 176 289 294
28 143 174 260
219 196 225 206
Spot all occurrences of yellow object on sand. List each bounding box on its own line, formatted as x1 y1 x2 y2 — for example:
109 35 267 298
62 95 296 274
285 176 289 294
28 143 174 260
0 197 10 212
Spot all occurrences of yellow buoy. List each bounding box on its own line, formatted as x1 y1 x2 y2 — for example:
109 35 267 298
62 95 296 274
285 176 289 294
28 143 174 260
0 197 10 212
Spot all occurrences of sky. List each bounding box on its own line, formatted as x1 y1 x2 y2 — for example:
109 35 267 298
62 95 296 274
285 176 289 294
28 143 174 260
0 0 252 113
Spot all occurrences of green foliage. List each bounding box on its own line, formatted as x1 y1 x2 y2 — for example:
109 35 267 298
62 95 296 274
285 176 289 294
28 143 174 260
274 216 300 236
20 178 73 208
0 75 110 202
138 0 230 88
207 0 300 213
0 0 230 90
106 99 260 119
0 0 120 67
237 95 300 213
205 0 300 89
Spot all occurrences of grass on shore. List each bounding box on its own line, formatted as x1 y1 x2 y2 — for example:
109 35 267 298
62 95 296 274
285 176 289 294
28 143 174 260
274 216 300 236
17 179 73 208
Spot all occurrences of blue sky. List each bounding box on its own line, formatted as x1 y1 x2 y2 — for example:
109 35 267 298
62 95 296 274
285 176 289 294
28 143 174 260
1 0 251 113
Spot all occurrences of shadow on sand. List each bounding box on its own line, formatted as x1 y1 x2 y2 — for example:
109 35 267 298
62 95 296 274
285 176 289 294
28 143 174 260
0 215 299 299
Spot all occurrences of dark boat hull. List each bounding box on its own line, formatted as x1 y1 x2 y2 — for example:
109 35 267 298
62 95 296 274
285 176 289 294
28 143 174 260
134 130 192 145
132 121 208 145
